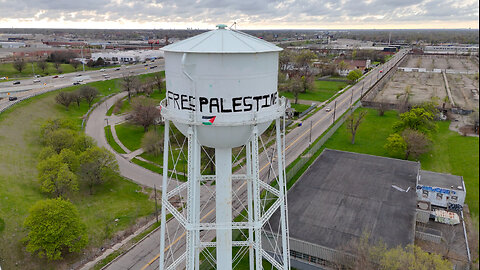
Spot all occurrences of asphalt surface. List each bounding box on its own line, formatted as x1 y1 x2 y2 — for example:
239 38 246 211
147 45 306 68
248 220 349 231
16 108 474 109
0 59 164 112
102 49 409 270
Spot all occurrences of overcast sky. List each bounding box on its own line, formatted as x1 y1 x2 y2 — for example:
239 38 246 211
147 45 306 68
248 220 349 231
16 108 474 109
0 0 478 29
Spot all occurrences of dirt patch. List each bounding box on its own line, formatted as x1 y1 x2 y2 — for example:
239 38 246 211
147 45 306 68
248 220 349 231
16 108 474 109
446 74 479 111
374 71 447 105
402 55 479 71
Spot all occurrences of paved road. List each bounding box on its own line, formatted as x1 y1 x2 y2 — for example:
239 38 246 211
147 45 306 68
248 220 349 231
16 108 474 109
85 92 170 189
103 49 409 270
0 59 165 112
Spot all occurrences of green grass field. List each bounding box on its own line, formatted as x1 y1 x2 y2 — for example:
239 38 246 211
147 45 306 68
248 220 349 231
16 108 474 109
0 75 162 269
0 62 107 79
104 126 127 154
280 80 348 102
320 108 479 217
290 103 311 113
115 123 145 151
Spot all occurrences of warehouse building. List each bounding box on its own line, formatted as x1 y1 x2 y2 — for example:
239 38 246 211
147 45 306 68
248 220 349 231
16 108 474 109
266 149 469 269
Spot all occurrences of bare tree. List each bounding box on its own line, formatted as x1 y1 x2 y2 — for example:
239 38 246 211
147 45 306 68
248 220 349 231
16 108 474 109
70 90 82 107
70 60 80 71
79 86 99 107
402 128 431 160
346 110 368 144
142 80 154 97
376 99 389 116
152 74 164 94
279 75 303 104
440 224 458 260
122 75 140 101
54 61 62 73
130 96 160 132
37 61 48 73
55 92 72 110
13 59 27 73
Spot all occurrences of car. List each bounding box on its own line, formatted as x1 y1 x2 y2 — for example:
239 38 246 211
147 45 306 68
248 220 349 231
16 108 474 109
52 75 59 78
13 81 20 85
8 96 18 101
34 75 41 78
77 74 82 76
100 68 106 72
325 107 332 112
115 68 121 71
73 82 82 85
59 75 65 78
379 70 383 73
144 63 149 66
104 75 110 79
125 66 129 69
33 79 41 83
151 59 155 62
0 77 6 80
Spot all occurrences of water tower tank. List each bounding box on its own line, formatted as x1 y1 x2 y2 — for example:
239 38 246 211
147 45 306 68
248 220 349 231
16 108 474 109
162 24 283 148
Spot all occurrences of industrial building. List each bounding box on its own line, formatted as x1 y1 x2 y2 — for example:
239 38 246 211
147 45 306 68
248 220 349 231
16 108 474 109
91 50 164 64
267 149 470 269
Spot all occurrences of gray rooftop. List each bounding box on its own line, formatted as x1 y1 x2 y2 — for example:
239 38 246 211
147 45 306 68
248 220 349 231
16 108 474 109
270 149 418 250
419 170 464 191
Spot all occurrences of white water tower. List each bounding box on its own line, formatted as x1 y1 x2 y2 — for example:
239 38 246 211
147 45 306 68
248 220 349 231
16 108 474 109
159 24 290 270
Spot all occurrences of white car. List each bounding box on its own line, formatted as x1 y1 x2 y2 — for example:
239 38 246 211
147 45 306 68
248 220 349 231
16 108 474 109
100 68 106 72
33 79 41 83
325 107 332 112
59 75 65 78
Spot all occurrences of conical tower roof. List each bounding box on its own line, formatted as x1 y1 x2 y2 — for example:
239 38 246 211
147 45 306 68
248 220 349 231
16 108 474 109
162 24 282 54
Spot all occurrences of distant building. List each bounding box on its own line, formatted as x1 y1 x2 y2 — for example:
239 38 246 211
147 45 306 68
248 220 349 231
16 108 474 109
91 50 164 64
424 45 479 55
333 59 371 76
266 149 469 269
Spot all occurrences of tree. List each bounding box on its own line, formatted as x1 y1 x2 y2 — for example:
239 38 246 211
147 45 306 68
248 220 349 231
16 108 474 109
152 74 164 94
70 90 82 107
71 60 80 71
43 128 77 153
380 245 451 270
23 198 87 260
54 61 62 73
294 50 316 76
37 61 48 73
141 130 163 156
55 92 72 110
79 85 99 107
279 50 293 72
337 60 349 74
130 96 161 132
393 107 437 135
122 75 140 100
384 133 407 158
347 69 362 83
142 80 154 96
300 75 314 93
37 154 78 197
79 147 118 194
95 57 105 67
13 59 26 73
346 110 367 144
402 129 431 160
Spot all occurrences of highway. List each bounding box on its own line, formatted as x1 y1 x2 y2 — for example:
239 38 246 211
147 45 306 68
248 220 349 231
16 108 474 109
103 49 408 270
0 59 165 112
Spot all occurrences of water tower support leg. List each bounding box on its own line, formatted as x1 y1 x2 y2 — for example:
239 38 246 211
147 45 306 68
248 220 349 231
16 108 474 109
186 126 200 269
276 118 290 270
246 141 255 270
216 148 233 270
251 127 263 270
159 120 170 270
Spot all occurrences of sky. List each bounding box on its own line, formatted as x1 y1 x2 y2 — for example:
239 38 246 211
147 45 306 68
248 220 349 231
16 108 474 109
0 0 478 30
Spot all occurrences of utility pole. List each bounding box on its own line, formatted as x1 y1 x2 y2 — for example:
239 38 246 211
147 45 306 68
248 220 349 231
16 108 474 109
81 45 85 72
309 120 312 144
350 87 354 106
332 100 337 123
154 184 159 223
31 62 35 77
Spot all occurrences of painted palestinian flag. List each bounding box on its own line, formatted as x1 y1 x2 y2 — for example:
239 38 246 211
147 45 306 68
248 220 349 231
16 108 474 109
202 116 216 125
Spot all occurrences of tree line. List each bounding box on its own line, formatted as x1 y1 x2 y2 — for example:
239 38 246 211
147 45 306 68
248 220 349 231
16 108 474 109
23 118 119 261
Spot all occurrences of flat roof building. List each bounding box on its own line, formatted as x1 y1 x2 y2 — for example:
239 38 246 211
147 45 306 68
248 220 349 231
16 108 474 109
268 149 418 269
